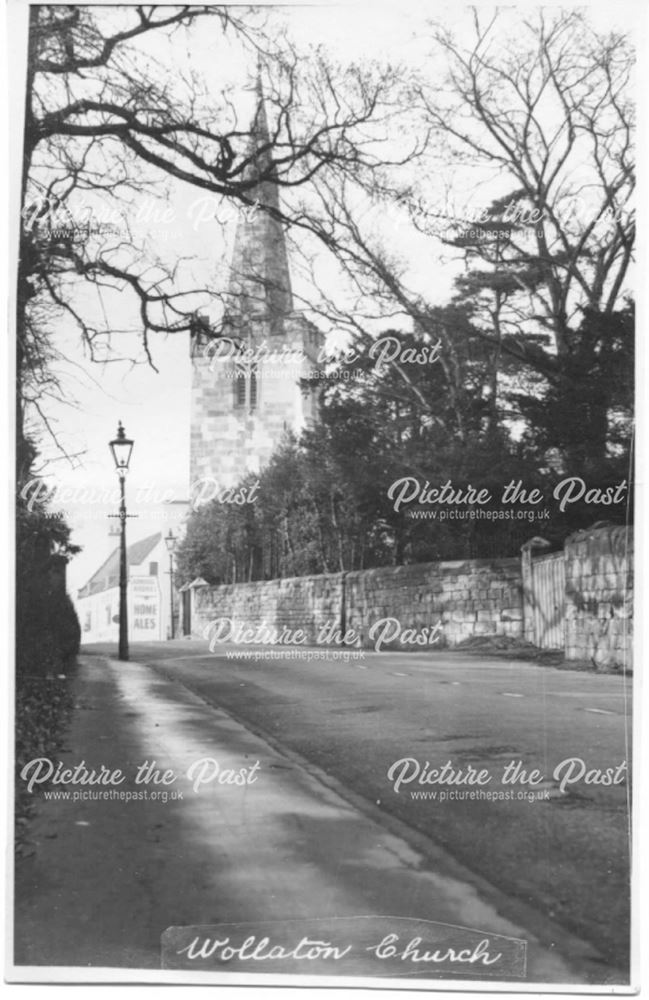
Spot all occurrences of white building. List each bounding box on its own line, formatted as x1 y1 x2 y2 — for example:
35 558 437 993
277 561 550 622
76 532 177 644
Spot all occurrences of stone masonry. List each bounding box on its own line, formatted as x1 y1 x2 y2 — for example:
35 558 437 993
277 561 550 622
190 525 633 665
564 525 633 670
191 557 524 649
189 76 323 489
345 559 523 647
193 572 344 645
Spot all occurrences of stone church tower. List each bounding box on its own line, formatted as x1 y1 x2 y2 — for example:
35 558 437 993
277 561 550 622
189 76 324 490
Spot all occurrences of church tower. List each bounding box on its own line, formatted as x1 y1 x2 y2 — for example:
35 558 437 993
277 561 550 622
189 73 324 490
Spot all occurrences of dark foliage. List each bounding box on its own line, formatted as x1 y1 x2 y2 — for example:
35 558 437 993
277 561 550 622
16 435 81 678
15 675 76 854
175 315 633 586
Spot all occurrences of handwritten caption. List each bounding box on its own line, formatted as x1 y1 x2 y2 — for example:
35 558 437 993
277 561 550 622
161 915 526 977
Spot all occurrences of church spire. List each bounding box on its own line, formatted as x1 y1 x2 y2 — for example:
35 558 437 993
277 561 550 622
225 61 293 331
241 59 276 203
189 58 325 492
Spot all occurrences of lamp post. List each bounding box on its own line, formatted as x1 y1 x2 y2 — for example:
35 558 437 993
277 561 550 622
165 529 177 640
109 421 134 661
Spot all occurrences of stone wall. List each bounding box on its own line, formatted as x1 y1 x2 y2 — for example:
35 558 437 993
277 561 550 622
345 560 523 648
564 525 633 670
192 572 344 645
191 558 524 649
190 526 633 665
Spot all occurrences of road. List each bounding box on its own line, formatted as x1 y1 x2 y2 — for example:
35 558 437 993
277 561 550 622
14 641 631 984
98 640 630 971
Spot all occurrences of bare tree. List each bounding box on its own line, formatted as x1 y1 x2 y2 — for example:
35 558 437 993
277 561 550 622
18 4 405 444
290 9 634 465
415 9 634 355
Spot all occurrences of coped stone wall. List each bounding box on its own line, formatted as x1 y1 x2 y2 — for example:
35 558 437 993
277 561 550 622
345 559 523 648
192 572 344 645
564 525 633 670
190 528 632 664
192 557 524 649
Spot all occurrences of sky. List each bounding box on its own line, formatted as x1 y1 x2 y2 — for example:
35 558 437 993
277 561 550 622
17 1 642 597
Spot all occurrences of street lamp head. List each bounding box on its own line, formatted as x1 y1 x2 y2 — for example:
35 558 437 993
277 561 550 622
165 529 177 553
109 421 134 475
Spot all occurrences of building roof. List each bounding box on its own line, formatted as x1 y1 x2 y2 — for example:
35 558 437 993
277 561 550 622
77 532 162 599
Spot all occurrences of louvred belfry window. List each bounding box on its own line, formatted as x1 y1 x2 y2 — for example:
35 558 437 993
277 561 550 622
233 362 258 410
234 367 247 407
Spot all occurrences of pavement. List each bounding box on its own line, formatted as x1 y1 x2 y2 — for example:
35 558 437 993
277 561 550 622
13 644 631 985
